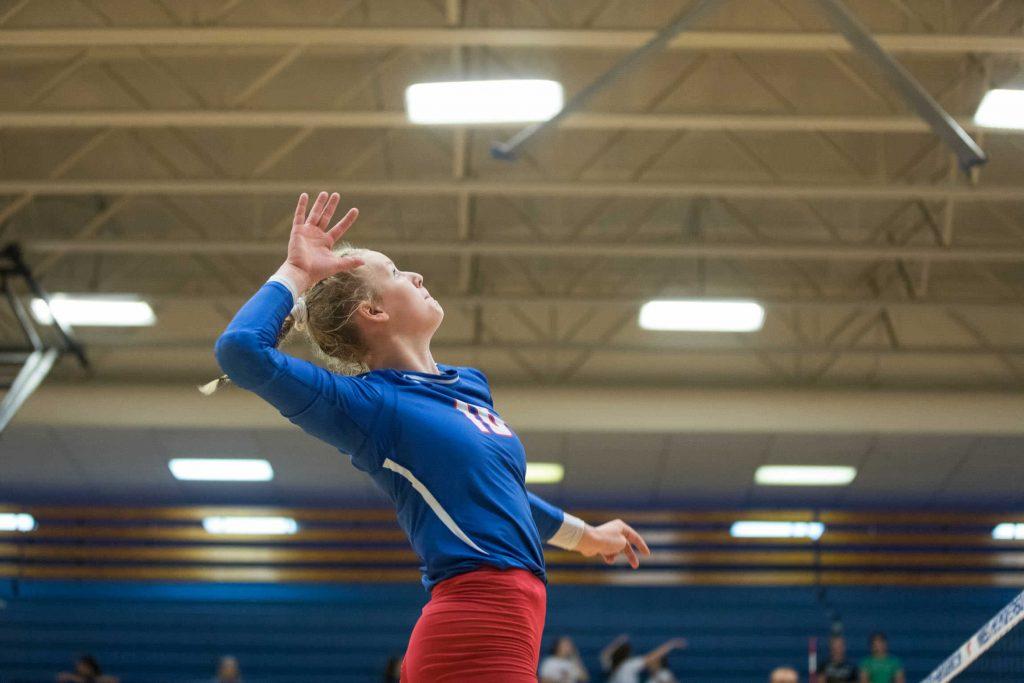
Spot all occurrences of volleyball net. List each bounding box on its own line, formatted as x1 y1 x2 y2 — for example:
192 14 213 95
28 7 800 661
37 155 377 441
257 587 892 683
921 589 1024 682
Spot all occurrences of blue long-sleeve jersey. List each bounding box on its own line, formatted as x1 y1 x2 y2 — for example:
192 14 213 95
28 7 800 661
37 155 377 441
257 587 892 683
214 281 571 590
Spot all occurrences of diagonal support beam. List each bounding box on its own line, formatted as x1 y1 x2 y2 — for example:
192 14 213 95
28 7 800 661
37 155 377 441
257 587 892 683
491 0 727 159
812 0 986 171
0 128 114 237
0 348 58 433
33 195 133 277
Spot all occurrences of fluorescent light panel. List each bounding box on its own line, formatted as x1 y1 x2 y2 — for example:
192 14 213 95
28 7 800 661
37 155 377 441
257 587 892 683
993 523 1024 540
731 520 825 541
169 458 274 482
203 516 298 535
755 465 857 486
31 295 155 327
975 89 1024 130
0 513 36 532
405 79 563 124
639 300 765 332
525 462 564 484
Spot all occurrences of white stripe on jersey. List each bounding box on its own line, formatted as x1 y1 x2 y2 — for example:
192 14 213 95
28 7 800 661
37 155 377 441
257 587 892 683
382 457 490 555
402 373 460 385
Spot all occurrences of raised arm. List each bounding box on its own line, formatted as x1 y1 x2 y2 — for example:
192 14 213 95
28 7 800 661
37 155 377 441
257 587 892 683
642 637 687 671
213 193 386 469
600 634 630 672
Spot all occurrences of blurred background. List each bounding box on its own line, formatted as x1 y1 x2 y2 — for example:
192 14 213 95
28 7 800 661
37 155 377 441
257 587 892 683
1 0 1024 681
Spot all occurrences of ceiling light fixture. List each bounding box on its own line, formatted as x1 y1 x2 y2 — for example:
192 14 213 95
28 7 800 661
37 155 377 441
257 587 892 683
405 79 564 124
525 462 565 484
754 465 857 486
169 458 274 482
975 89 1024 130
202 517 298 535
31 295 156 327
639 300 765 332
730 520 825 540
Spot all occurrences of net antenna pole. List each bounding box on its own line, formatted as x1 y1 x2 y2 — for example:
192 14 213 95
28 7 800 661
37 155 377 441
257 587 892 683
490 0 728 161
0 243 88 433
812 0 987 173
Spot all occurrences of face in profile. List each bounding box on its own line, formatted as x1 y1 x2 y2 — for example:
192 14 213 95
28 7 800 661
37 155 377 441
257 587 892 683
354 251 443 338
830 636 847 660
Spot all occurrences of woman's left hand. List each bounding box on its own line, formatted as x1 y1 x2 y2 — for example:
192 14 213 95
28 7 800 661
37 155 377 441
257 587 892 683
575 519 651 568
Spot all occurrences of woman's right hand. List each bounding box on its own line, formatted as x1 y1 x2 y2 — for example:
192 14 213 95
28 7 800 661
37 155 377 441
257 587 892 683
282 191 364 291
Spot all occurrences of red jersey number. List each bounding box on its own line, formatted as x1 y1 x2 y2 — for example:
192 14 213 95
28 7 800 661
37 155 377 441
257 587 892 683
454 399 513 437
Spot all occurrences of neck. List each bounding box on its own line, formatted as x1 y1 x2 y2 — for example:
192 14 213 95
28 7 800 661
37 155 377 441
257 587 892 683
365 336 439 374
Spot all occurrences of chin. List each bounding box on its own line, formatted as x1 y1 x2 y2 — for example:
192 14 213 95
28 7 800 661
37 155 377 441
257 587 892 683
429 306 444 331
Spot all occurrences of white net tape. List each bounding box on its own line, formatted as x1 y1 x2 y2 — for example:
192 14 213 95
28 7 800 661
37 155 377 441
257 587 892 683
921 590 1024 683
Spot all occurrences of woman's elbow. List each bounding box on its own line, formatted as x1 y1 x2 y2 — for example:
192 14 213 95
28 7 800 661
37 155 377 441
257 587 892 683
214 330 273 388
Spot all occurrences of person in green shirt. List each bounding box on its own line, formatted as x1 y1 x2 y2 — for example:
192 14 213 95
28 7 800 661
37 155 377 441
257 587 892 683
859 632 905 683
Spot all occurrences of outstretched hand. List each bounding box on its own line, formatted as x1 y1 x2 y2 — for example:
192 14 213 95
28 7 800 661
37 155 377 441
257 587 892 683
575 519 651 569
283 191 363 291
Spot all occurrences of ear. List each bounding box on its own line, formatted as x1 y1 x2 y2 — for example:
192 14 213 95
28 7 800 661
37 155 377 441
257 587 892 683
357 301 389 324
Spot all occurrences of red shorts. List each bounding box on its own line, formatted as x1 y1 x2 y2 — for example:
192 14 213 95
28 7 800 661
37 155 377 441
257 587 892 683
400 567 547 683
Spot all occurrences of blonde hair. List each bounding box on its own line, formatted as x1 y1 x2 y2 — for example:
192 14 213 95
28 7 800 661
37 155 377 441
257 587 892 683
200 245 376 395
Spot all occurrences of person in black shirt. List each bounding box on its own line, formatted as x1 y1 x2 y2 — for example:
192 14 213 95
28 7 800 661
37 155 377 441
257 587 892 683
819 634 858 683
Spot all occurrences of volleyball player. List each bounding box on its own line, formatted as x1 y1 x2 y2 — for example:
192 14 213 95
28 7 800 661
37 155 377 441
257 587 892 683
210 192 652 682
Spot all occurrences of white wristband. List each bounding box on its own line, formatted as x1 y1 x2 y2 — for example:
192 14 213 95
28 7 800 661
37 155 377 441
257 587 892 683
267 273 301 304
549 512 587 550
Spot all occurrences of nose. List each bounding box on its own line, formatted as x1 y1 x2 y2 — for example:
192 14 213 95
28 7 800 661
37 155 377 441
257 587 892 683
409 271 424 287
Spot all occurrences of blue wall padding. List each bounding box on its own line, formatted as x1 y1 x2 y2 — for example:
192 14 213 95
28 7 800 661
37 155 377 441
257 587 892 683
0 580 1018 682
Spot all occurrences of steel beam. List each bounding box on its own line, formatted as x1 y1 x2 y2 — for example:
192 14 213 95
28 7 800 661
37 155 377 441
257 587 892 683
17 383 1024 434
1 28 1023 54
63 337 1024 358
0 347 58 433
22 237 1024 262
3 179 1024 201
492 0 726 158
136 293 1021 311
813 0 986 171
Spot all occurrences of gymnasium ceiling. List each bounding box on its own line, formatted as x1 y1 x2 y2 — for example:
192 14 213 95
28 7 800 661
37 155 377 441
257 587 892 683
2 1 1024 509
0 0 1023 392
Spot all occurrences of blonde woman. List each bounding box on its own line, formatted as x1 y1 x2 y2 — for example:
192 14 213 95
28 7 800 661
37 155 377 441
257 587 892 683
212 192 652 682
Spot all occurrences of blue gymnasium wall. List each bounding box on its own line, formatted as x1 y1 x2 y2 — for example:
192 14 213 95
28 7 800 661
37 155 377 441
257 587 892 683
0 580 1018 683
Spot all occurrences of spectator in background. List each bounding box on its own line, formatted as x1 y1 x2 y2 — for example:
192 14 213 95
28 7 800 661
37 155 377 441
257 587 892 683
770 667 799 683
859 633 904 683
600 634 687 683
819 634 857 683
214 656 242 683
540 636 589 683
56 654 119 683
382 655 402 683
646 653 679 683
